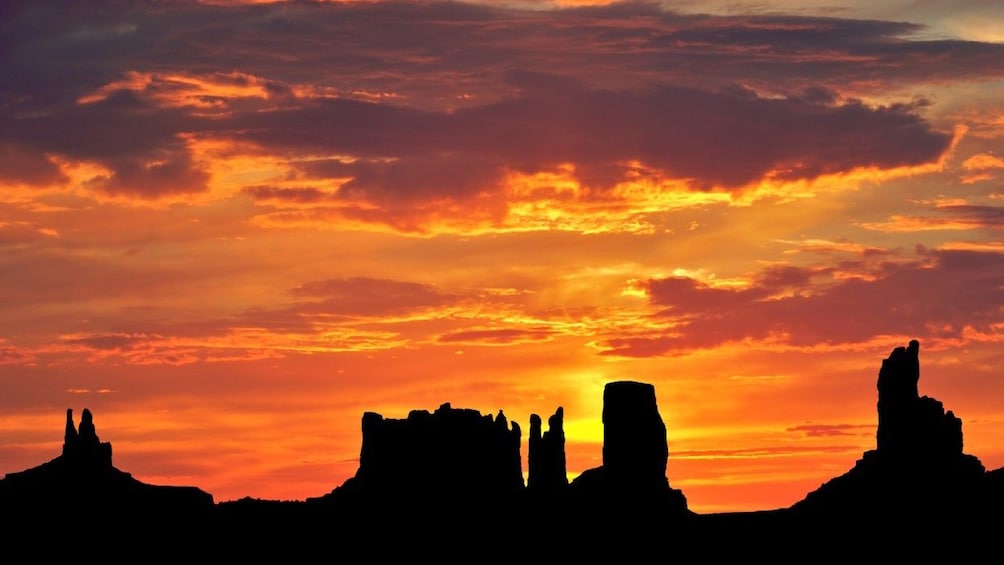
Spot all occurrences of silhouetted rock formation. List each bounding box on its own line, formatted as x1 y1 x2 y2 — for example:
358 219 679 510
528 406 568 495
877 340 965 458
569 381 689 516
794 340 987 524
313 385 693 557
0 408 214 536
323 402 524 511
6 360 1004 558
61 408 113 467
603 381 669 485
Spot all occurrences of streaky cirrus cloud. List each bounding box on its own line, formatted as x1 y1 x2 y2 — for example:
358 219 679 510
671 444 863 459
786 423 874 437
55 331 284 366
859 204 1004 232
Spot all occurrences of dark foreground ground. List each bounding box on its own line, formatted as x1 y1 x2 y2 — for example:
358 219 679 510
7 495 997 562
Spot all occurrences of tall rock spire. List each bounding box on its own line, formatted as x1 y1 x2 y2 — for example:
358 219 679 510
63 408 77 452
528 406 567 494
794 339 986 518
876 339 965 460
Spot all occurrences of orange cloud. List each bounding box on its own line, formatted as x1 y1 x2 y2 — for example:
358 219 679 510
436 328 555 345
78 71 277 108
960 152 1004 183
962 153 1004 171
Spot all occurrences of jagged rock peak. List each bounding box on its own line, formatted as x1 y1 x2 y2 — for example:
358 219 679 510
528 406 567 492
61 407 112 468
792 339 986 516
878 340 921 402
876 340 966 459
1 407 215 525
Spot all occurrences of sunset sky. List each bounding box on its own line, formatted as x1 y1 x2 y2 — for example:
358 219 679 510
2 0 1004 513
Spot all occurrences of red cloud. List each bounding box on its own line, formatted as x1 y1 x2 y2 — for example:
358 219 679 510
232 78 952 198
598 248 1004 356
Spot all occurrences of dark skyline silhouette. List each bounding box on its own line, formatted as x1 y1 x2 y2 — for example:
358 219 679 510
2 339 1002 559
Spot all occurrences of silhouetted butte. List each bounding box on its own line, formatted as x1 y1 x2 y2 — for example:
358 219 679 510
568 381 689 518
793 340 989 530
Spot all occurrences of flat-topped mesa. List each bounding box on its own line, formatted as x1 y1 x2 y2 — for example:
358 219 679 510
350 402 523 505
603 381 669 487
876 340 965 461
528 407 568 495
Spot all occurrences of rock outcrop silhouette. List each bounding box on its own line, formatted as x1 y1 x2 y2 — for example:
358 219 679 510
310 381 690 558
320 402 524 512
320 380 690 521
62 408 113 466
528 406 567 496
568 381 689 516
793 340 989 526
0 408 214 535
876 340 967 458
